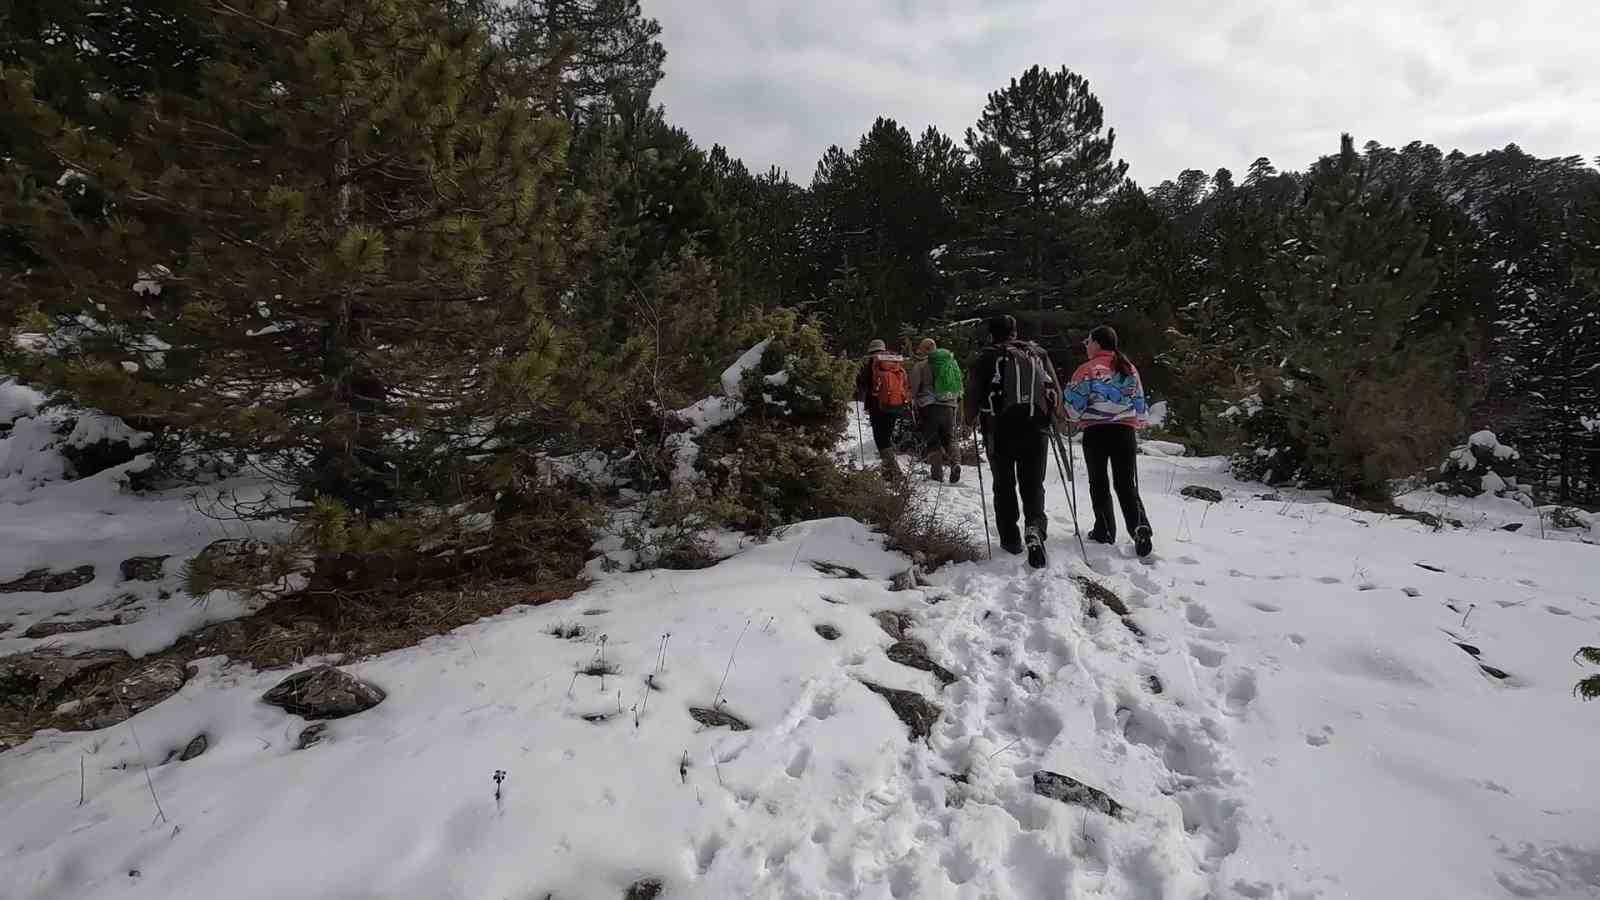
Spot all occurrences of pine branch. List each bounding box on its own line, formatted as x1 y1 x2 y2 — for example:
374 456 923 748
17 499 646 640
1577 674 1600 701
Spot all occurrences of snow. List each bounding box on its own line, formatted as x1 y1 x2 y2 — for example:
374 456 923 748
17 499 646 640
1 392 290 659
720 337 772 399
4 421 1600 898
0 378 46 426
132 266 171 297
1481 470 1509 494
1470 429 1522 460
1139 439 1187 458
666 338 771 484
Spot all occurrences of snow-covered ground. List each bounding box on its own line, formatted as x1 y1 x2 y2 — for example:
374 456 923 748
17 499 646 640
4 413 1599 899
0 383 286 660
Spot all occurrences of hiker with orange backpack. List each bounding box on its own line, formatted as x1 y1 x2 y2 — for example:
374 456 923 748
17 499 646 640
854 339 911 479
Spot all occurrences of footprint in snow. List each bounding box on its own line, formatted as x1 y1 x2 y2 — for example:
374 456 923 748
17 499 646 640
787 745 811 778
1250 601 1283 613
1178 555 1201 565
1225 670 1258 715
1545 605 1572 616
693 832 725 874
1189 642 1227 668
1185 602 1217 629
1305 725 1334 747
1314 576 1342 585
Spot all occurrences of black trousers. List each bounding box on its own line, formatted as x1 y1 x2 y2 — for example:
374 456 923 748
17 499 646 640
987 424 1049 542
867 409 900 451
1081 425 1150 538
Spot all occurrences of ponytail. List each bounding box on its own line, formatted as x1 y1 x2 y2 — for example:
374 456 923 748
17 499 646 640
1089 324 1135 376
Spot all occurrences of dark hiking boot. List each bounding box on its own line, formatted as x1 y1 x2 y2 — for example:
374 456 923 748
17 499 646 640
928 464 945 483
1087 527 1115 545
948 465 961 484
1134 525 1154 558
999 530 1023 556
1024 526 1047 569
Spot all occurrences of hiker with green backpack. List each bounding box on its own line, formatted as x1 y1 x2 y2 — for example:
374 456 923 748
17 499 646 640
910 337 963 484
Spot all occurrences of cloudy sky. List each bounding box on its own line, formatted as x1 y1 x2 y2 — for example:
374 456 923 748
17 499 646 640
647 0 1599 187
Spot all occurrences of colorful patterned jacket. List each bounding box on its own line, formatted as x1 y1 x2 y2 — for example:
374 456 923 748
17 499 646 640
1064 350 1147 428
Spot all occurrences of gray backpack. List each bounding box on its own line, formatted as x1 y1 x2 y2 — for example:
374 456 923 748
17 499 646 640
983 341 1060 424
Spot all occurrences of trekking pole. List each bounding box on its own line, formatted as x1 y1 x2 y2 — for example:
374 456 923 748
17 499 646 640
972 425 992 560
1050 425 1089 565
856 404 866 470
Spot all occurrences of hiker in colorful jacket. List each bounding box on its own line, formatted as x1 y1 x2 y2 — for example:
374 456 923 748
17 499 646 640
909 337 963 484
1064 324 1154 557
854 339 908 479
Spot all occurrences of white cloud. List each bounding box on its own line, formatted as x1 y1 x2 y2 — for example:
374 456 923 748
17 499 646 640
647 0 1600 185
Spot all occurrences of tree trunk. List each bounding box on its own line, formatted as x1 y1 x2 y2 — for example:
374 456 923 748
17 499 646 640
310 99 392 517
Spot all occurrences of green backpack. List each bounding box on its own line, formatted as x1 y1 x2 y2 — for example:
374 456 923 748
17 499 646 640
930 348 962 400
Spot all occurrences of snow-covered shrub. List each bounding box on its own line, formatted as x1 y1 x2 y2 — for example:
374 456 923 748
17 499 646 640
1437 431 1534 505
1548 506 1588 531
692 309 855 533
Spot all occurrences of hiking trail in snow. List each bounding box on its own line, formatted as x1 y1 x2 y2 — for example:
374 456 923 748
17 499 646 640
3 422 1599 899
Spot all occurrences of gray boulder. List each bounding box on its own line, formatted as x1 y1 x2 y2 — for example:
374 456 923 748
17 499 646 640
119 556 169 583
262 666 386 720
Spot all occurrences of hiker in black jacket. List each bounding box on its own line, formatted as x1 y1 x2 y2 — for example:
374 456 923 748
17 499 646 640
965 315 1062 568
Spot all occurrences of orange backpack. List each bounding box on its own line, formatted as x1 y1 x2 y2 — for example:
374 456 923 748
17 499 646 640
870 355 910 411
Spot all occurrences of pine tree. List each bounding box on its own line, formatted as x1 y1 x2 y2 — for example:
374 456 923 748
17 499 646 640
945 65 1126 318
809 118 965 341
1451 147 1600 504
1257 135 1466 498
494 0 666 124
2 0 592 529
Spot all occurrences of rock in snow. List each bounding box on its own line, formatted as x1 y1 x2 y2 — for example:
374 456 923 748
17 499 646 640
177 733 208 762
296 723 328 750
0 564 96 594
885 639 957 686
23 616 121 638
1180 485 1224 503
0 648 129 710
858 680 941 740
1032 770 1126 819
118 555 169 583
261 666 386 720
